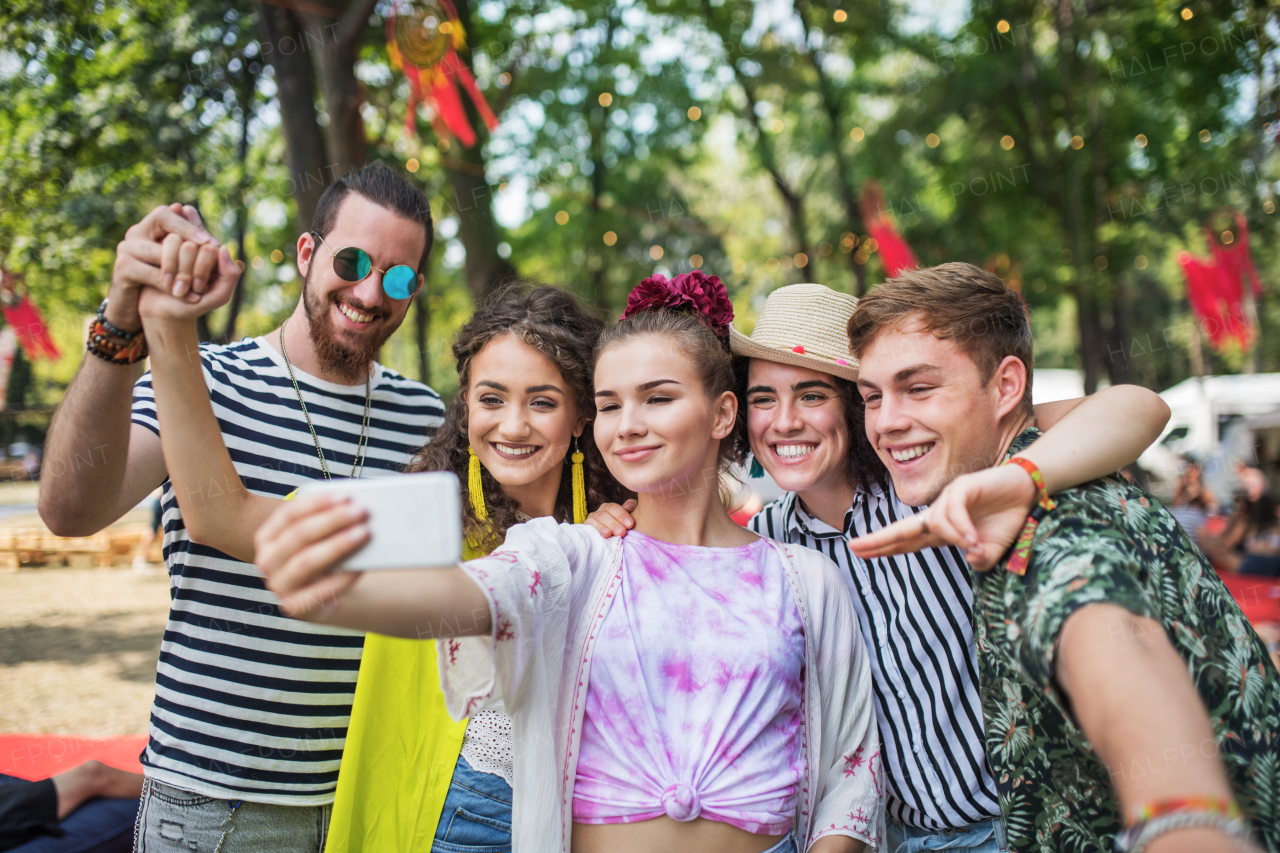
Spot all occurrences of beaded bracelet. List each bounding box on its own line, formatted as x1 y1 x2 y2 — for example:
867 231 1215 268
87 320 147 363
95 298 140 340
1002 456 1056 576
87 297 148 364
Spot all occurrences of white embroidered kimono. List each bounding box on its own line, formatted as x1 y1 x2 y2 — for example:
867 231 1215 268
437 518 883 852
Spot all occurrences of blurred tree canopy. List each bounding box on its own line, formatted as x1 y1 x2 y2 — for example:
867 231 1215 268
1 0 1277 409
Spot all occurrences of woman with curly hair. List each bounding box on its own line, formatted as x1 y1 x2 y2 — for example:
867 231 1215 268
327 284 632 853
136 280 629 852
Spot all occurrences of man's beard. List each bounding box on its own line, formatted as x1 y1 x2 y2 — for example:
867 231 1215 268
302 266 405 383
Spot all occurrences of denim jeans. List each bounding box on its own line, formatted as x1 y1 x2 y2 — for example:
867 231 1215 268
0 773 136 853
132 779 330 852
432 756 512 853
885 818 1009 853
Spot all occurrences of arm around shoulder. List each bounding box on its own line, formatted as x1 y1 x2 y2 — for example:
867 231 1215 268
1026 384 1170 494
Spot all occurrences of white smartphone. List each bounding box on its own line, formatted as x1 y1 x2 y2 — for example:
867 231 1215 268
296 471 463 571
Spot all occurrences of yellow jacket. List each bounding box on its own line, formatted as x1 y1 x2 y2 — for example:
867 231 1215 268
325 541 485 852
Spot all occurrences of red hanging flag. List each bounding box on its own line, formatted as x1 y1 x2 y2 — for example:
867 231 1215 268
1209 212 1262 300
387 0 498 148
1178 252 1242 349
0 270 59 362
1177 211 1263 352
860 181 918 278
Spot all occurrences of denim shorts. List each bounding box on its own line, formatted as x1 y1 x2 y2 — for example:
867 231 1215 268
886 817 1009 853
133 778 330 852
432 756 512 853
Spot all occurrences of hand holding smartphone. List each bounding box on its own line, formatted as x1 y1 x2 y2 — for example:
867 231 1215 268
296 471 463 571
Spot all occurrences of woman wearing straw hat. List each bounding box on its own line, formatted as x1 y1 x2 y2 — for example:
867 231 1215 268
589 281 1170 853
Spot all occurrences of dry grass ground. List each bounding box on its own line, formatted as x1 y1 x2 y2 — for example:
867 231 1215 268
0 568 169 735
0 482 169 735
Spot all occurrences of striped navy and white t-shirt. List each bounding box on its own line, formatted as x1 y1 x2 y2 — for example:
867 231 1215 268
750 488 1001 831
131 336 444 805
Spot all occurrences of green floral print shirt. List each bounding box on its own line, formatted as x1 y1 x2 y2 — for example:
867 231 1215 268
972 428 1280 852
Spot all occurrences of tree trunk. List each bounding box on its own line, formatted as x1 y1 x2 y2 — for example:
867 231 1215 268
1075 281 1104 393
440 0 515 299
299 0 378 178
444 157 516 299
738 77 809 265
1106 277 1135 385
586 11 619 311
1083 65 1128 387
215 59 257 346
701 0 809 271
794 0 866 295
588 134 608 309
255 1 329 233
1057 0 1102 393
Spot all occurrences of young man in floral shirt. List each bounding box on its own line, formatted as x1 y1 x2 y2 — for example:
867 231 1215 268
848 262 1278 853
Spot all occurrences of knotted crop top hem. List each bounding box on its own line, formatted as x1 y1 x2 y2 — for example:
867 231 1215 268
570 532 805 837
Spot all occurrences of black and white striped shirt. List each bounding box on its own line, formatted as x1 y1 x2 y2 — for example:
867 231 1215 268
131 336 444 805
750 488 1001 830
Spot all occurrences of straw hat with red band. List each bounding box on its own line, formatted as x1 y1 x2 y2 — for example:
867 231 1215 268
729 283 859 381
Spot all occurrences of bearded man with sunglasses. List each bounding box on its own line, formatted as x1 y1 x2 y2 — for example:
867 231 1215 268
40 163 445 852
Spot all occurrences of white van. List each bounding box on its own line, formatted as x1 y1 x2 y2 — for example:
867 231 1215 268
1139 374 1280 500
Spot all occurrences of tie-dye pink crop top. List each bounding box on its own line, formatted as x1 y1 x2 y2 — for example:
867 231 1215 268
571 532 806 836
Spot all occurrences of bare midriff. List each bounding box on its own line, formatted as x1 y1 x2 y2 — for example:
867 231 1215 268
571 817 785 853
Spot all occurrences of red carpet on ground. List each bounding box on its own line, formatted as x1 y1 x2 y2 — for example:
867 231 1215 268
0 735 146 781
1220 573 1280 625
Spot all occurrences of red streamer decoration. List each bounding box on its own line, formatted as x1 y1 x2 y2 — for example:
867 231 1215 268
387 0 498 148
860 181 919 278
1177 212 1261 352
0 270 59 362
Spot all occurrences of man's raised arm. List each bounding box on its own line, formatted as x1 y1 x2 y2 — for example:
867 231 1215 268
38 205 222 536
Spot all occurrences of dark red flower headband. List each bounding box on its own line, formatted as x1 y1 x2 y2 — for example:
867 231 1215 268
619 270 734 338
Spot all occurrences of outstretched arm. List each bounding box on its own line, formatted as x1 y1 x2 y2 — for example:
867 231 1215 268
851 385 1170 569
254 491 491 638
129 215 278 563
1059 604 1256 853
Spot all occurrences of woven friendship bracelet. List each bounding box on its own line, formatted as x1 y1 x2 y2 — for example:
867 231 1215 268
1129 796 1240 824
1115 797 1249 852
1002 456 1056 576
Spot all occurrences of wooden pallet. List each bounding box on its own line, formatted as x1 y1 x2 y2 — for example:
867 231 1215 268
0 524 156 569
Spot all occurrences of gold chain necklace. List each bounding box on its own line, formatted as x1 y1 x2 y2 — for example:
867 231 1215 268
279 322 371 479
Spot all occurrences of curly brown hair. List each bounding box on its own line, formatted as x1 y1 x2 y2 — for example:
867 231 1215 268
408 284 631 552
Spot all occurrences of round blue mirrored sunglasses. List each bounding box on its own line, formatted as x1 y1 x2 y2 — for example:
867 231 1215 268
310 231 421 300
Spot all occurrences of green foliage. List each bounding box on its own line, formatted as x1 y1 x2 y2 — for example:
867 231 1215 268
2 0 1278 406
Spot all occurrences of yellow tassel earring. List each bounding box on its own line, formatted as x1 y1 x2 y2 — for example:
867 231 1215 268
468 447 488 521
571 437 587 524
